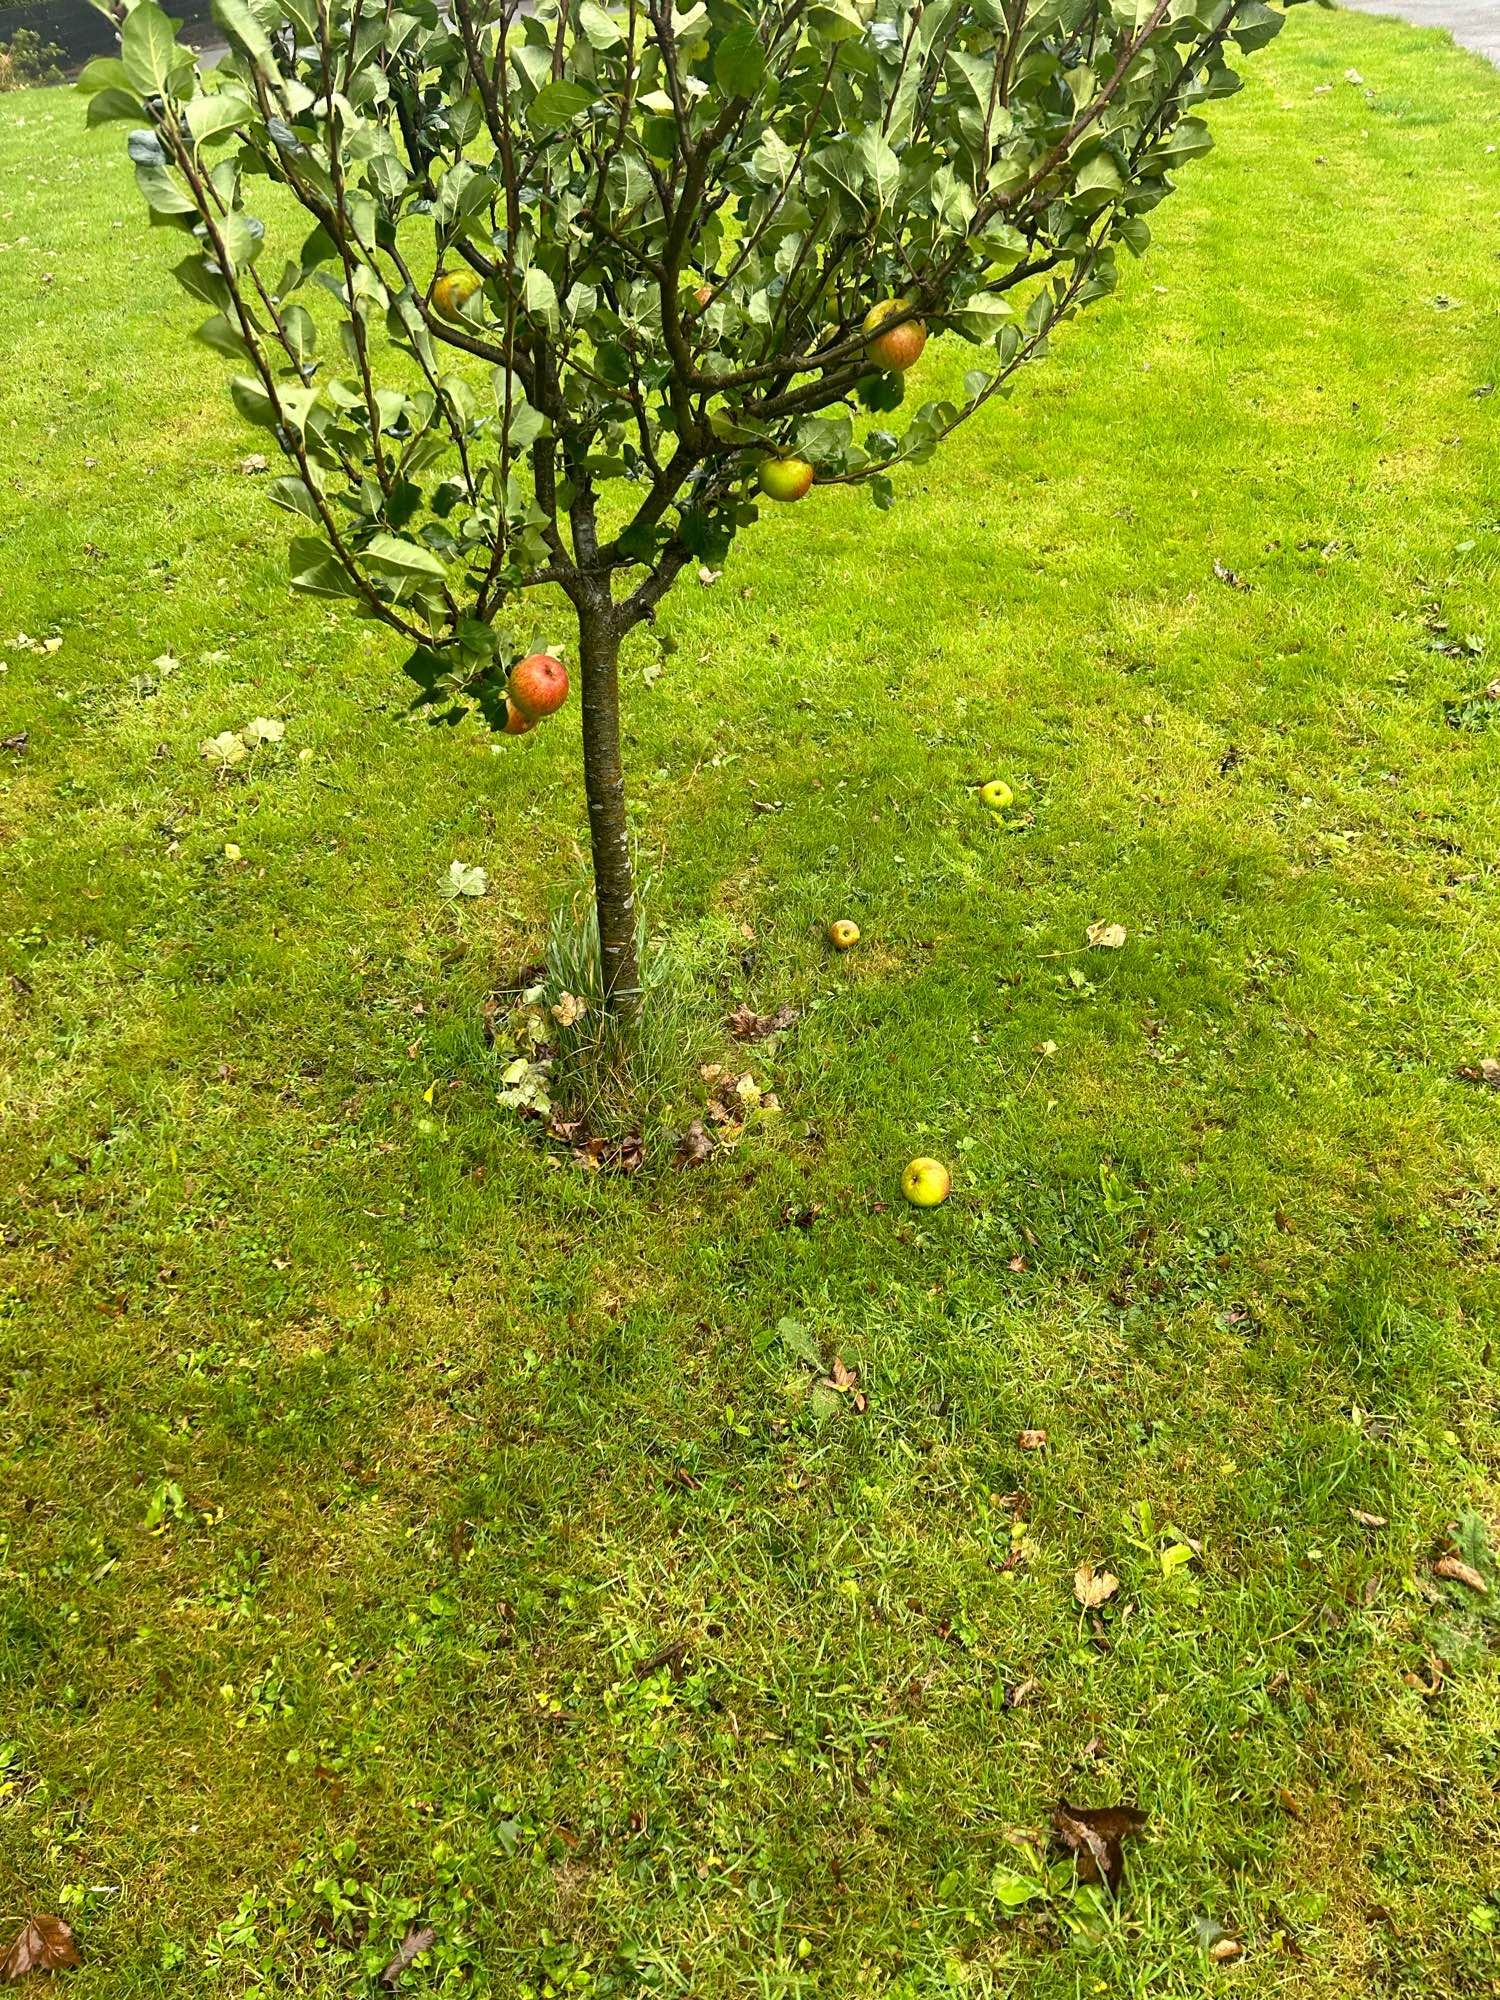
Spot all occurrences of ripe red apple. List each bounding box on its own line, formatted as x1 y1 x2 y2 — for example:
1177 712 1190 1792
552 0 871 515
508 652 569 720
503 699 535 736
759 455 814 504
863 297 927 373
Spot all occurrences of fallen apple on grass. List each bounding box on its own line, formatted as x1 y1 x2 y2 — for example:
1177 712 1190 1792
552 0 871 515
827 920 860 951
759 455 815 504
902 1157 951 1208
980 779 1014 811
508 652 569 720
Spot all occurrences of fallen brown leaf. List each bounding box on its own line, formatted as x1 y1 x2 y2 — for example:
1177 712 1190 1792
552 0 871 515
1403 1650 1445 1697
1274 1786 1303 1819
1455 1057 1500 1087
674 1120 714 1167
1208 1938 1243 1964
378 1925 437 1990
1 1915 81 1981
1005 1677 1039 1709
1086 920 1128 950
1434 1553 1487 1594
1073 1563 1120 1611
1007 1253 1028 1272
1349 1508 1387 1529
1050 1801 1147 1895
823 1355 868 1413
727 1000 798 1042
1017 1428 1048 1451
573 1133 644 1174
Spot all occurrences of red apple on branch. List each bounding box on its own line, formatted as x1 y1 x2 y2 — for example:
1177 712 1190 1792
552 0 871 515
508 652 569 720
863 297 927 373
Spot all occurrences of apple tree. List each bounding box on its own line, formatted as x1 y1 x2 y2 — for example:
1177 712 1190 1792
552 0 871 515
81 0 1311 1015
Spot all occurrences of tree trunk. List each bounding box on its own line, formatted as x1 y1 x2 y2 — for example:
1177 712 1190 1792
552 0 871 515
577 601 641 1016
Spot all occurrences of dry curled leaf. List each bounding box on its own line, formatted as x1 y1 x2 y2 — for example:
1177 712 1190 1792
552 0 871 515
1086 921 1127 950
1349 1508 1387 1529
727 1000 798 1041
1050 1801 1147 1896
1017 1428 1048 1451
1208 1938 1243 1965
1073 1563 1120 1610
573 1133 644 1174
1434 1553 1487 1595
823 1355 868 1413
550 991 587 1028
1005 1677 1039 1709
1403 1651 1445 1697
378 1925 436 1990
238 452 269 474
1 1914 81 1981
1455 1057 1500 1088
675 1120 714 1167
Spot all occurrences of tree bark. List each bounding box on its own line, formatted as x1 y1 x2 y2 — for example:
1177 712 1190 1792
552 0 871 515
577 599 641 1016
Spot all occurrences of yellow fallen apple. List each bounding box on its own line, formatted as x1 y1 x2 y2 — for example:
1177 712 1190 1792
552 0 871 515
827 919 860 951
981 779 1014 811
902 1156 951 1208
432 269 482 323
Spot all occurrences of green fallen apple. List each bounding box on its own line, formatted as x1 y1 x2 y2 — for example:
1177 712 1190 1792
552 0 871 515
902 1156 951 1208
980 779 1014 811
759 455 815 503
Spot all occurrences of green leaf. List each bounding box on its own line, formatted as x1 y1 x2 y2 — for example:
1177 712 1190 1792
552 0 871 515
442 859 489 899
87 88 146 127
211 0 279 73
121 2 192 97
361 533 447 581
857 127 901 209
194 312 253 362
289 535 360 599
218 210 265 274
76 56 134 96
714 23 765 98
578 0 624 49
267 475 321 521
1229 0 1284 50
186 88 253 149
134 162 198 218
526 79 593 134
522 266 560 331
230 374 278 430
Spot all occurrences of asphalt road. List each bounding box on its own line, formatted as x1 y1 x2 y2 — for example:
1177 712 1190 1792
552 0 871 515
1339 0 1500 64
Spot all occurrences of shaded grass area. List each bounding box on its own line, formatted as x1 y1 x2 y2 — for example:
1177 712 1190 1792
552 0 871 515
2 10 1499 1995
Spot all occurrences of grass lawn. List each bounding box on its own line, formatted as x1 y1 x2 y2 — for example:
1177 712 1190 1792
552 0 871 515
3 8 1500 1994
